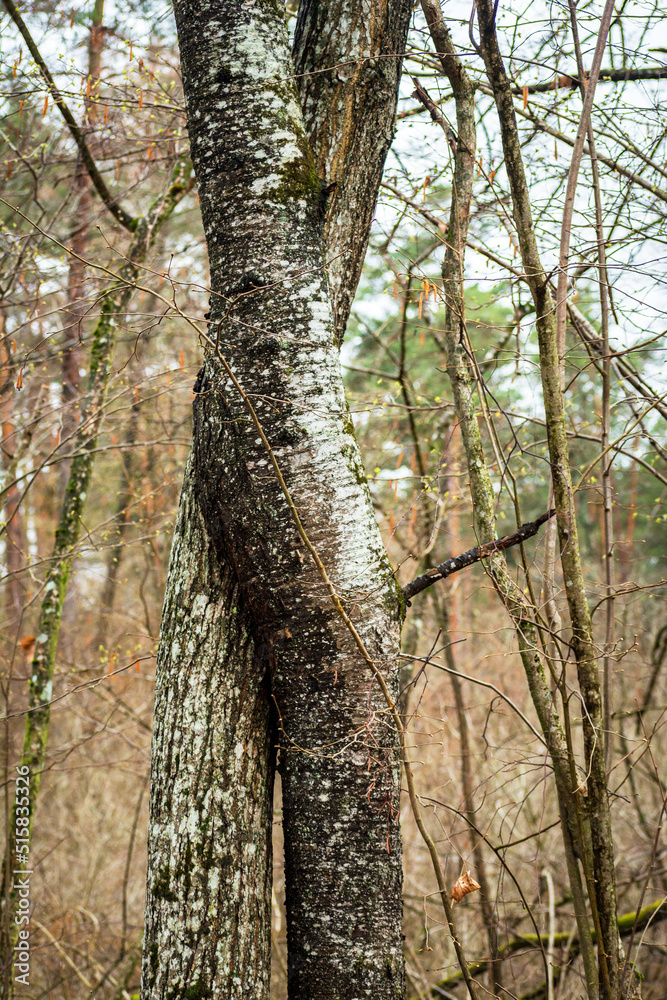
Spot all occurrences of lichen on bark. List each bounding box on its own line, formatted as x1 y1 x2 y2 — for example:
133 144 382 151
142 3 407 998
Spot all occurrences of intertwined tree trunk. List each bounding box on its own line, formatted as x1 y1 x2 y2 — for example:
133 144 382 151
142 2 411 997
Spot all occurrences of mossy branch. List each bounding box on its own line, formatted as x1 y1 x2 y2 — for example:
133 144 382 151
403 510 555 601
0 158 192 991
424 897 666 998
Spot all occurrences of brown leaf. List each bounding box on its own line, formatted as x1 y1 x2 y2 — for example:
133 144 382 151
16 368 23 390
450 870 481 905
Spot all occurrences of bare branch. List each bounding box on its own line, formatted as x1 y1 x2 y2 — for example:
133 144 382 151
403 510 555 601
1 0 138 232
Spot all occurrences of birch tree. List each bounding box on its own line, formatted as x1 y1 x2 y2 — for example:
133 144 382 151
142 2 412 998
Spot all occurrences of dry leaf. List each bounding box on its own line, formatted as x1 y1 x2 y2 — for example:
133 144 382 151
522 84 528 108
16 369 23 390
450 870 481 905
19 636 35 652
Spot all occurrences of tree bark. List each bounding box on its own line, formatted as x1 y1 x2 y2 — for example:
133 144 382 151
143 3 408 998
141 460 275 1000
293 0 413 343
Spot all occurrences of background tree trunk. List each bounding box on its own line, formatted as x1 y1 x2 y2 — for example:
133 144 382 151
60 0 106 490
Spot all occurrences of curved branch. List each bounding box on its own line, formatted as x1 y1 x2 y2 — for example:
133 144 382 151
1 0 137 232
403 510 555 601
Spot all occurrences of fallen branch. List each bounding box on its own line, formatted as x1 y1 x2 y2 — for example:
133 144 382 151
424 897 667 998
403 510 555 601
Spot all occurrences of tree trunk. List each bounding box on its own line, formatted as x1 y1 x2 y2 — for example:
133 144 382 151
293 0 413 343
93 392 141 653
1 322 23 628
142 2 410 997
61 0 106 478
141 456 275 999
